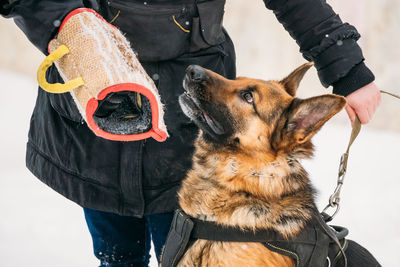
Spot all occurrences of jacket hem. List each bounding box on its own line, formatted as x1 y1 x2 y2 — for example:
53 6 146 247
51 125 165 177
25 141 181 217
26 141 123 215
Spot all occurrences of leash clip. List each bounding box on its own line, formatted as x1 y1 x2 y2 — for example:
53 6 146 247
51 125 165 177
330 153 347 206
322 153 348 220
338 153 348 178
323 91 400 223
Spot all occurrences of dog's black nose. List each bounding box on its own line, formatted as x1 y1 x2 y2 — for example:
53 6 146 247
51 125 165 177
187 65 206 82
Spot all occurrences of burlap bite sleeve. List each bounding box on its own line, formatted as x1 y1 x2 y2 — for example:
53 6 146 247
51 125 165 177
37 8 167 142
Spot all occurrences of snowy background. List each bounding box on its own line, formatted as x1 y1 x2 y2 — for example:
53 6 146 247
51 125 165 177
1 69 399 267
1 0 400 266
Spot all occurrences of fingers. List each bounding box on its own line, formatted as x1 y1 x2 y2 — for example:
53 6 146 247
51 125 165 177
351 101 371 125
374 90 382 111
345 82 382 125
345 105 356 126
357 107 371 124
369 90 380 117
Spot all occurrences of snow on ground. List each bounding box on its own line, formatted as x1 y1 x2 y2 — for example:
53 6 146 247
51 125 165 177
0 69 399 266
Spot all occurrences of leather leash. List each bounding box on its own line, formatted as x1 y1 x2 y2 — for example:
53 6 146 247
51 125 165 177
322 90 400 222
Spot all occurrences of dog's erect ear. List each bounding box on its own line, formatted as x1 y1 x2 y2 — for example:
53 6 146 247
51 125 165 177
281 62 314 96
287 94 346 144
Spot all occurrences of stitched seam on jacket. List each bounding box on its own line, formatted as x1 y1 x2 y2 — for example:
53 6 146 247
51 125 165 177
315 40 360 72
143 180 181 190
117 142 125 213
297 14 339 48
136 140 144 215
27 141 114 189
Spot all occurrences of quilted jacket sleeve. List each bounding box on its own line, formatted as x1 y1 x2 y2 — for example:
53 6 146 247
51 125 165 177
263 0 375 96
0 0 98 55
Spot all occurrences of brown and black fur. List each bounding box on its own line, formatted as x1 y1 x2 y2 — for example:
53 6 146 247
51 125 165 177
175 63 375 266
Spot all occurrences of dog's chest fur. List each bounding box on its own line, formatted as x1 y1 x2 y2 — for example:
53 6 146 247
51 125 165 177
178 240 294 267
177 138 317 267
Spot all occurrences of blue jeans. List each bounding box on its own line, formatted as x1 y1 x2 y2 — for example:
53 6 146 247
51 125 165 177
84 208 174 267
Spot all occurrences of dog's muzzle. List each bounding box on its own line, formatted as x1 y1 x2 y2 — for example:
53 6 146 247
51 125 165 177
180 66 225 136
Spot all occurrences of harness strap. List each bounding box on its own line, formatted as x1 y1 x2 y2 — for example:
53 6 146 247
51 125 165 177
191 217 284 242
160 210 194 267
160 210 349 267
314 212 348 267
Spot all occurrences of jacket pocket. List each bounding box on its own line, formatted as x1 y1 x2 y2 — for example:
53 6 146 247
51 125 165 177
190 0 226 52
106 0 226 61
46 65 83 122
108 0 196 62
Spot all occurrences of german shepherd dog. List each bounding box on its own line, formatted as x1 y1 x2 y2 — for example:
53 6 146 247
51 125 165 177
175 63 380 266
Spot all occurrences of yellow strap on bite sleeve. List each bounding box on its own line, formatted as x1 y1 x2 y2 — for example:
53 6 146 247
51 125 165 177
37 44 85 94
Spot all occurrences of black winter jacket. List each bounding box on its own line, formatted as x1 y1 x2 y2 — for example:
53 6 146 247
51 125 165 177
1 0 374 217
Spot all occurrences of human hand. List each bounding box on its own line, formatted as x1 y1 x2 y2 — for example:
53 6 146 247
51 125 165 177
344 82 381 126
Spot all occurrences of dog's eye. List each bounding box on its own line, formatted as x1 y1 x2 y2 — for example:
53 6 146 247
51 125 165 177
241 92 254 103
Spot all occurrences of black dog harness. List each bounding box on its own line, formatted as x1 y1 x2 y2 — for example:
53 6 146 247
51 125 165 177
160 209 349 267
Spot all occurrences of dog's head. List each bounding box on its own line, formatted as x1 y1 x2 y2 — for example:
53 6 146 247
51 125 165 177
179 63 346 157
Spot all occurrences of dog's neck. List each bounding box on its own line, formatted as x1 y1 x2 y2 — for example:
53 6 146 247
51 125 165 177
178 137 317 238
